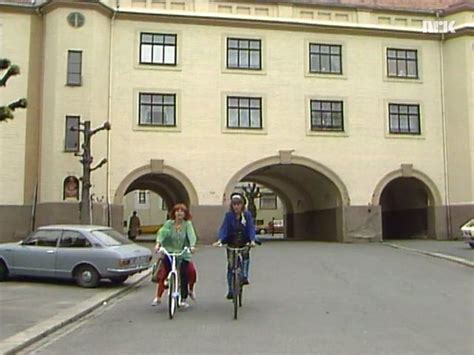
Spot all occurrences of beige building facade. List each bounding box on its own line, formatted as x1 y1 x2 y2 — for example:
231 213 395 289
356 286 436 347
0 0 473 243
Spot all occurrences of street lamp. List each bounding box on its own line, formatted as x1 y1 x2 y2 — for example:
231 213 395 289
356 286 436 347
72 120 111 224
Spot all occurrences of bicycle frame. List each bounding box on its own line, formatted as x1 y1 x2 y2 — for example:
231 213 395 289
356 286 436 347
225 245 250 319
159 247 190 319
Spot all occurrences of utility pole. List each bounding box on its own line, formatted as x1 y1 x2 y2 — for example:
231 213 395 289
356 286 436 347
73 120 111 224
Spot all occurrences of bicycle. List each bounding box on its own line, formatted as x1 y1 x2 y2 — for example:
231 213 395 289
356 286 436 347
218 243 252 320
158 247 190 319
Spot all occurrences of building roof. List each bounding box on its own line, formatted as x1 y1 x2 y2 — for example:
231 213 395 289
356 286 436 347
227 0 472 12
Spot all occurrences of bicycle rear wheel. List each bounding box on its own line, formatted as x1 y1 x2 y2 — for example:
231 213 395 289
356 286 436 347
168 272 177 319
233 269 240 319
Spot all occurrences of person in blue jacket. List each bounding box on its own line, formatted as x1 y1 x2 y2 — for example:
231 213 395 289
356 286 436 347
213 192 256 299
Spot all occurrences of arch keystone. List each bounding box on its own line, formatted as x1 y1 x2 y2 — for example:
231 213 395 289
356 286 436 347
279 150 294 165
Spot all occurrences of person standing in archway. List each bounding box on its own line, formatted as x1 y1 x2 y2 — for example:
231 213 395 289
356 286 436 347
213 192 256 299
128 211 141 240
152 203 197 307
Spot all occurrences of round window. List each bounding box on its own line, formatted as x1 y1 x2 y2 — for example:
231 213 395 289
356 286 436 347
67 12 85 28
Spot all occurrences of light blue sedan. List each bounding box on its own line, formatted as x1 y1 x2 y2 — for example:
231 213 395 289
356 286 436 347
0 225 152 288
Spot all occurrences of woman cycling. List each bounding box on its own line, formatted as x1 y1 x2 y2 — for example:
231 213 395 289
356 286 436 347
152 203 197 308
214 192 256 299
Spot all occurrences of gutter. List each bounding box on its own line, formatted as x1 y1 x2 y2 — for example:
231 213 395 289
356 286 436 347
437 11 452 239
105 2 117 227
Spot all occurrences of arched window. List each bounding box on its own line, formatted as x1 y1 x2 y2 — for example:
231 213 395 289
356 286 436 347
63 176 79 200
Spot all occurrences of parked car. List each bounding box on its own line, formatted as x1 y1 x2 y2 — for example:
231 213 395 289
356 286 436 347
139 224 163 234
271 219 285 234
0 225 152 288
255 223 268 234
255 219 285 234
460 219 474 249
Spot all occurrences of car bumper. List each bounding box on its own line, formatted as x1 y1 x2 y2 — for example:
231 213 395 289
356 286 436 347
106 264 151 274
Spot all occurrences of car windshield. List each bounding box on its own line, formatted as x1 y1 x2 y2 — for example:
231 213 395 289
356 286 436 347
465 220 474 228
91 229 132 246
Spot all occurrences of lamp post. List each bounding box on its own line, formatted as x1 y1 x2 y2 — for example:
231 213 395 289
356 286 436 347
73 120 111 224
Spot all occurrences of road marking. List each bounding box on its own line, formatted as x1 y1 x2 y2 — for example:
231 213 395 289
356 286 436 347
383 243 474 268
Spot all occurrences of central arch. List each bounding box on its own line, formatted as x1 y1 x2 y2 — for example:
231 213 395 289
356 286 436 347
224 155 350 242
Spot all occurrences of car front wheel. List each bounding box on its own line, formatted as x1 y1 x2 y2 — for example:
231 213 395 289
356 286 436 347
0 260 9 281
75 265 100 288
110 275 128 285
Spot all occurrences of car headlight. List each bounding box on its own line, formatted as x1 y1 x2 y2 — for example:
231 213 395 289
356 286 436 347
119 259 131 267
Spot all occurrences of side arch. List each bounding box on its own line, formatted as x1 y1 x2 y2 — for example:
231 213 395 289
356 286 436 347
113 163 199 206
371 169 442 206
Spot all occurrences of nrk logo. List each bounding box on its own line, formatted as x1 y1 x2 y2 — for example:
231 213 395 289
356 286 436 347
422 20 456 34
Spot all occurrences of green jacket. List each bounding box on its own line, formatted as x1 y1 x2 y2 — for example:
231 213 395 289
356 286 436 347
156 219 197 261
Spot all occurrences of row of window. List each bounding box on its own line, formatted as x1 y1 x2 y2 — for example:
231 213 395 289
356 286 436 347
137 33 419 78
137 93 421 133
66 36 419 85
64 98 421 151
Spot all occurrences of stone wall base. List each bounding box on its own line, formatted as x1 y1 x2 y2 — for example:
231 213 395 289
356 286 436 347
0 203 471 243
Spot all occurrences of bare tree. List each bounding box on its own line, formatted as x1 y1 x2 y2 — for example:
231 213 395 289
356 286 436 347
0 59 27 122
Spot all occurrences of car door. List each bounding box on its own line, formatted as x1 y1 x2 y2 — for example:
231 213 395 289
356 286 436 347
55 230 93 278
13 230 62 277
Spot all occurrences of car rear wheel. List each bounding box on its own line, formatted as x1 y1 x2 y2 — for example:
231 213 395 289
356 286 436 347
0 260 9 281
110 275 128 285
75 265 100 288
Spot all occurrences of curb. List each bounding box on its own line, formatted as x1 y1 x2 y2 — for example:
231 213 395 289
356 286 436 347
383 243 474 268
0 269 152 355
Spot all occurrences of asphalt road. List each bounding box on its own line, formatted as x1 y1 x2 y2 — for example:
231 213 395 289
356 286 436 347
25 242 474 355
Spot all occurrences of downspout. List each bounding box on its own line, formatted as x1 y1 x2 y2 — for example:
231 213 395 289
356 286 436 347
437 11 452 239
32 4 45 231
106 5 117 226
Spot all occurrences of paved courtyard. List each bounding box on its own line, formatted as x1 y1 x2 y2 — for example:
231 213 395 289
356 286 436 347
18 241 473 355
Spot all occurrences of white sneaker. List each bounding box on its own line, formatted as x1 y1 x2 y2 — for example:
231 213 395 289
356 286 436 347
189 290 196 301
179 300 189 308
151 297 161 306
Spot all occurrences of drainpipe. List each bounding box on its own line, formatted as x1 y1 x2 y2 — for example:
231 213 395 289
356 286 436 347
106 4 117 226
437 11 452 239
32 4 45 230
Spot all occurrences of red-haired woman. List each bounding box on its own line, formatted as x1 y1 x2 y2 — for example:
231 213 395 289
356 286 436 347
152 203 197 308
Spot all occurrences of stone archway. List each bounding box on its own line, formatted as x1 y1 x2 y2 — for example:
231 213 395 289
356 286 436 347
372 167 442 239
223 152 350 242
113 160 199 207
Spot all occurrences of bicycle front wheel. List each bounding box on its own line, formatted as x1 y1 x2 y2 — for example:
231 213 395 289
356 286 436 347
233 269 240 320
239 281 243 308
168 272 177 319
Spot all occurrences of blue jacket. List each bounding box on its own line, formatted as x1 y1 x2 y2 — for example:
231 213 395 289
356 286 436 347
218 210 256 244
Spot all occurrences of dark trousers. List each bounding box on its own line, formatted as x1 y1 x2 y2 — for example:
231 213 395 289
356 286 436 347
226 247 250 293
180 260 190 299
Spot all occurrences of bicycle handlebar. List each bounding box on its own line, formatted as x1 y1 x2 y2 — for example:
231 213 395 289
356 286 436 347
218 243 253 251
158 246 191 257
